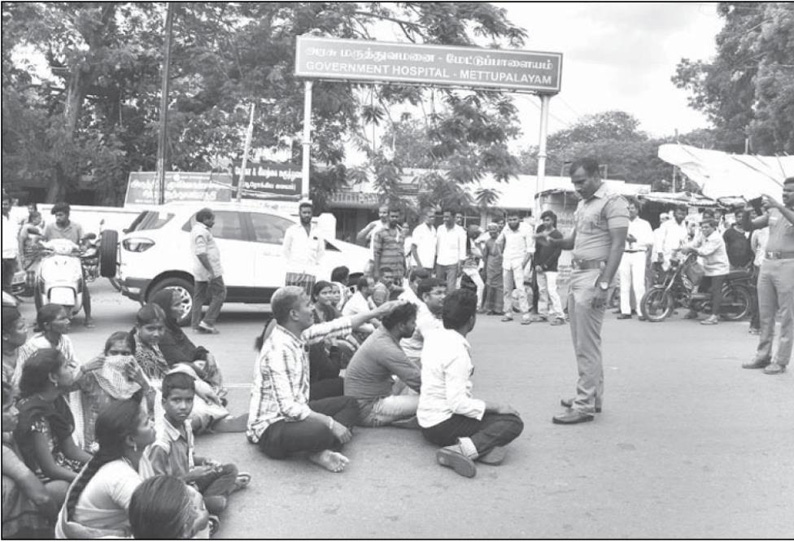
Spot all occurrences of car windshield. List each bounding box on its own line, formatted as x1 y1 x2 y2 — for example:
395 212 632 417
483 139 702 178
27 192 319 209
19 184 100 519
126 210 174 232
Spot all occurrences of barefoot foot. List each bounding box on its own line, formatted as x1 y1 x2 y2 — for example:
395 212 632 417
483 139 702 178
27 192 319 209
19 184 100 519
308 450 349 473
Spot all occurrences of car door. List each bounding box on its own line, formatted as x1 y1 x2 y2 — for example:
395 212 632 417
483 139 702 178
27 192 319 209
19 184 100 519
248 211 295 290
189 210 253 291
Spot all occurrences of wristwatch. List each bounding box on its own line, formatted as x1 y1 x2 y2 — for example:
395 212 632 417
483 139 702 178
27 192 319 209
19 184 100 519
598 281 609 291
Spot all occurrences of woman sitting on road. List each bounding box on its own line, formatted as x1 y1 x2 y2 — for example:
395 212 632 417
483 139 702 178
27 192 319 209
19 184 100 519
2 305 28 385
149 290 227 403
131 304 246 434
55 397 156 539
13 349 93 487
128 475 213 539
13 304 106 450
75 332 148 452
2 381 65 539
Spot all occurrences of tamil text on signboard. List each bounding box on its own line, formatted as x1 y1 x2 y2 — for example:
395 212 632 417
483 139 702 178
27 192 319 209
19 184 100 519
233 161 303 201
124 172 233 206
295 36 562 93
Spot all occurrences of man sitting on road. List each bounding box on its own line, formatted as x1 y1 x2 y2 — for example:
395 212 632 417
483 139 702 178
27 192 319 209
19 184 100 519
400 278 446 366
247 286 403 473
417 289 524 478
41 202 94 328
398 267 431 305
342 276 378 336
371 267 401 307
344 303 422 428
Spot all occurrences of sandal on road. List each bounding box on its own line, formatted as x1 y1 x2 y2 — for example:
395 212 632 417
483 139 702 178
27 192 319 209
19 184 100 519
234 472 252 490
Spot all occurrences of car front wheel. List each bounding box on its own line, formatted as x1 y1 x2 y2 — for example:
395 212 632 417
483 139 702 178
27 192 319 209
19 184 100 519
147 276 193 327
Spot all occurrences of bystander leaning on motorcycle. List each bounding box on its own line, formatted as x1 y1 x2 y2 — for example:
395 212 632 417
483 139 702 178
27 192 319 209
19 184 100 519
42 203 94 328
681 219 730 325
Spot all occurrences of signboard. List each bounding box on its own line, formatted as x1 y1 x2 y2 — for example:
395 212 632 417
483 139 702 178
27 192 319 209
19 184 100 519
295 36 562 94
232 161 303 201
124 172 232 206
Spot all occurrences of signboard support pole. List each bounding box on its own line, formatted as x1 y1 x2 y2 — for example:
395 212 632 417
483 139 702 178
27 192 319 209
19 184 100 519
156 2 174 205
301 80 313 199
237 103 256 202
535 94 551 216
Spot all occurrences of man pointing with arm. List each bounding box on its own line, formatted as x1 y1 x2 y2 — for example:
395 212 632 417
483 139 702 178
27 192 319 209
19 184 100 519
535 158 629 424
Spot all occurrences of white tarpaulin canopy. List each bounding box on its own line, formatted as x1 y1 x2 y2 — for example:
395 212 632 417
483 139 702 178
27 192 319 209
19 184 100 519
658 144 794 200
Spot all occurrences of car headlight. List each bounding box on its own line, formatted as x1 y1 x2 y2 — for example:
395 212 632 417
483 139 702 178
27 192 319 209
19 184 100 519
122 238 155 252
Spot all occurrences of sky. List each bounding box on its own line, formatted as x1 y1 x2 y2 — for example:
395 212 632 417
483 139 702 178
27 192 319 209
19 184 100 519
497 2 725 148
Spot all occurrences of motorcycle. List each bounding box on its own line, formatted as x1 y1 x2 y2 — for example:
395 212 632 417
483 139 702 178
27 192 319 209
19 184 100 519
34 238 89 316
640 251 753 322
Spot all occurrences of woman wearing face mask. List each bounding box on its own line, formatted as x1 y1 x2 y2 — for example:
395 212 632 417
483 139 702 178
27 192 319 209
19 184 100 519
2 305 28 385
13 349 92 487
76 332 146 452
2 381 65 538
55 397 156 538
129 475 214 539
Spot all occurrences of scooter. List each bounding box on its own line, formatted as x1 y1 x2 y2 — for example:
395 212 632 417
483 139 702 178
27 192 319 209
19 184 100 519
34 238 87 316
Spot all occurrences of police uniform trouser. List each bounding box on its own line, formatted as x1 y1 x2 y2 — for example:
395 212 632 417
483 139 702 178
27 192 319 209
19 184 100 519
568 268 606 414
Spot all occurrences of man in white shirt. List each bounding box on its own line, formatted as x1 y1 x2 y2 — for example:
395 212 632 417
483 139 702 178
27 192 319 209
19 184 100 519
410 208 437 273
400 277 446 365
2 193 20 294
397 267 431 305
656 205 689 270
357 205 389 277
434 209 466 293
283 200 325 296
417 288 523 478
617 198 654 320
342 276 378 335
682 219 730 325
496 211 533 325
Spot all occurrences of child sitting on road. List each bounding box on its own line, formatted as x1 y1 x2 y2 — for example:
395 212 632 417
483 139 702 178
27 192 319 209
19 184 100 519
141 372 250 522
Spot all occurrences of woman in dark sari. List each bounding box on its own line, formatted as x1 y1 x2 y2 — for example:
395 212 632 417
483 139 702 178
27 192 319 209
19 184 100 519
149 290 226 401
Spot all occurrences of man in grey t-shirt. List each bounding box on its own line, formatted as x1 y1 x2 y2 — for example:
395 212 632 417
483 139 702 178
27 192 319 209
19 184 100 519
344 303 421 427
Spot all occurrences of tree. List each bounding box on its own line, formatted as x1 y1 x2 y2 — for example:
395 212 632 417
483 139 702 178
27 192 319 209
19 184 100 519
673 2 794 154
517 110 673 184
3 2 527 206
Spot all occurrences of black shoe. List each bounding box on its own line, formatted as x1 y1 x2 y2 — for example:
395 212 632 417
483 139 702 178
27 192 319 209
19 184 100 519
617 314 632 320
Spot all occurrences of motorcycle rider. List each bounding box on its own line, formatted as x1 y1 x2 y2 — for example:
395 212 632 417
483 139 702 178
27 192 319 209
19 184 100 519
42 202 94 328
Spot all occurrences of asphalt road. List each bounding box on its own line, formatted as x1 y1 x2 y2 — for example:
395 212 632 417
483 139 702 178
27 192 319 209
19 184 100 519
17 280 793 539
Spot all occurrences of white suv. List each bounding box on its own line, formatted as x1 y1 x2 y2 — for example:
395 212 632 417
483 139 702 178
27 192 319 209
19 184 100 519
110 202 369 325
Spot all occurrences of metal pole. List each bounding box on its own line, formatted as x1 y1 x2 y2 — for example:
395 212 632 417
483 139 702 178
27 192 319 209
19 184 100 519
237 103 256 202
536 94 551 216
156 2 174 205
301 80 313 199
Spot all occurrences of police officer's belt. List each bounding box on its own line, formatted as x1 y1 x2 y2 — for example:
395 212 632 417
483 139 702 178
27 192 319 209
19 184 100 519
571 259 605 270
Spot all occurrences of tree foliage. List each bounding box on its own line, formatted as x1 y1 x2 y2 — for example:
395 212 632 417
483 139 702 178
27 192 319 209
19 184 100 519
672 2 794 154
2 2 528 206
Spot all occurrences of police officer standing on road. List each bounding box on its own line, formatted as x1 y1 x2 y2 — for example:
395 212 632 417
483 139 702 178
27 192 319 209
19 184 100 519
741 178 794 375
191 207 226 334
535 158 629 425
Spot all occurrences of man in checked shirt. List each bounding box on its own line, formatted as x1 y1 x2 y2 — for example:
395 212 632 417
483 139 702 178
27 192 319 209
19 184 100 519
247 286 405 473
